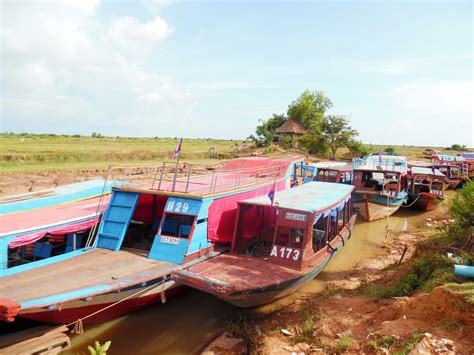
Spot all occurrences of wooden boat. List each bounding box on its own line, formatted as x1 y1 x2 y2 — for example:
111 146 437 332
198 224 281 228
405 167 447 211
0 157 303 324
408 161 465 189
173 182 356 308
352 155 408 222
0 179 128 271
314 165 352 184
293 161 349 185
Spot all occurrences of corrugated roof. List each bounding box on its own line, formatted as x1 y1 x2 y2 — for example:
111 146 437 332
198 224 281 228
238 181 354 214
411 167 445 177
276 119 306 134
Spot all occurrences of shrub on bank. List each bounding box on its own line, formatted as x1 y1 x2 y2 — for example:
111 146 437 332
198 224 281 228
366 182 474 299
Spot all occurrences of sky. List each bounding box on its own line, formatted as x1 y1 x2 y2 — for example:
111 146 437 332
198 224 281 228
1 0 473 146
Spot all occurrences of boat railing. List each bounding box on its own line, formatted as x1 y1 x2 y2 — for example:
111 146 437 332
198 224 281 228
353 155 407 172
149 161 288 194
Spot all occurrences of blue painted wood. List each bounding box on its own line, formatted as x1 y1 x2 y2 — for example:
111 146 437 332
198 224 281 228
164 197 201 215
149 236 188 264
1 180 130 215
96 191 139 251
0 238 8 270
186 220 211 254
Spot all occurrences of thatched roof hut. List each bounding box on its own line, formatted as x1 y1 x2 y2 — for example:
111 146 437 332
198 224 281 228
276 120 306 135
276 120 306 148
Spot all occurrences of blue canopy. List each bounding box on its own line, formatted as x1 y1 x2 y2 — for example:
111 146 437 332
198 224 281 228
239 181 354 215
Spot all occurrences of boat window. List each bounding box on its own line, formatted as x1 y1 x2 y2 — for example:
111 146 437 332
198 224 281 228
161 213 195 238
312 216 328 252
290 228 304 247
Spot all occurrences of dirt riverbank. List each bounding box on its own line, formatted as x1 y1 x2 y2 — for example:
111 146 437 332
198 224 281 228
233 221 474 354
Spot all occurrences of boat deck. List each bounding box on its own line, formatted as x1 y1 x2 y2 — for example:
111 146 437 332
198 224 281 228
0 249 176 306
175 254 301 293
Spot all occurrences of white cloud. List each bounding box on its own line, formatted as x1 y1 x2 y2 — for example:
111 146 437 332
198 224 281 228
1 0 193 136
108 16 173 59
362 61 416 75
389 79 473 116
387 79 473 146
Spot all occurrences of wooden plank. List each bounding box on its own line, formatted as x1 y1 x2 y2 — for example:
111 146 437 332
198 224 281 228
0 249 175 304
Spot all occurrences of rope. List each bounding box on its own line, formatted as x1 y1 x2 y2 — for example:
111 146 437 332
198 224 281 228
401 193 421 208
67 277 169 334
385 195 391 238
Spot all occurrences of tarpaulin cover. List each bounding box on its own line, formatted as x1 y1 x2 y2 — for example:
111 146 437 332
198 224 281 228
8 217 99 248
208 180 287 243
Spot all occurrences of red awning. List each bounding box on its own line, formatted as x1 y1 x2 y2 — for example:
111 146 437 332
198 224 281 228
8 217 100 249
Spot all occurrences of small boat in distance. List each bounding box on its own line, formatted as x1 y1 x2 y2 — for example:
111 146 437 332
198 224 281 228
314 165 352 184
406 167 447 211
172 182 356 308
352 155 408 221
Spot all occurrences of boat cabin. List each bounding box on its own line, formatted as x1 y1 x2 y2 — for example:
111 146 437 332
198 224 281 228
315 165 352 184
293 162 349 185
352 155 408 197
94 157 302 265
230 182 355 270
409 167 446 196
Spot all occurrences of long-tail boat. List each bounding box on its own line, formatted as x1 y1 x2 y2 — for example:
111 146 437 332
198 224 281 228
172 182 355 308
352 155 408 221
0 157 302 324
405 167 447 211
0 180 127 271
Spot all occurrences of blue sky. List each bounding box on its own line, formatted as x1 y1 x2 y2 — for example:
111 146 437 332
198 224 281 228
1 0 473 146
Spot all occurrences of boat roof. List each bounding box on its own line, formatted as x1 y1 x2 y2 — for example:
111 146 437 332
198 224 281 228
117 156 301 198
353 155 407 173
238 181 354 214
411 167 445 177
316 165 352 172
435 154 465 162
308 161 347 168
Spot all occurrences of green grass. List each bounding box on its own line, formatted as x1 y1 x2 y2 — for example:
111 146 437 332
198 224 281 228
367 334 397 352
394 331 424 355
0 134 245 172
445 282 474 304
333 335 353 353
363 254 457 299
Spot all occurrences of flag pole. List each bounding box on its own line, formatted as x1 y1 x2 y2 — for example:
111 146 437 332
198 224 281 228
171 153 180 192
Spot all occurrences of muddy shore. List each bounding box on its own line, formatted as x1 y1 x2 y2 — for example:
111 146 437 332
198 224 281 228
226 219 474 354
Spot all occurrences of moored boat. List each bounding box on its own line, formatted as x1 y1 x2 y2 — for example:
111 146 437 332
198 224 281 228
0 157 303 324
406 167 447 211
352 155 408 221
172 182 355 308
314 165 352 184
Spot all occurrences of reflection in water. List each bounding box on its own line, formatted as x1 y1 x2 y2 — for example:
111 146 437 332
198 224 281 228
66 193 454 354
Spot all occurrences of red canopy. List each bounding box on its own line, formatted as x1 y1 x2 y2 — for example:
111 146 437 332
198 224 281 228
8 217 99 249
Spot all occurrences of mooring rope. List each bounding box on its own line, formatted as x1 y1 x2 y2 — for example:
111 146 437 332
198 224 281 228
68 277 169 334
400 193 421 208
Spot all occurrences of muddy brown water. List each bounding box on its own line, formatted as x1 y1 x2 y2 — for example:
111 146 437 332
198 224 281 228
4 193 454 354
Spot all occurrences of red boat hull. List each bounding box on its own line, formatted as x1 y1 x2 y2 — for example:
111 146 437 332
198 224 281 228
18 284 185 324
413 192 444 211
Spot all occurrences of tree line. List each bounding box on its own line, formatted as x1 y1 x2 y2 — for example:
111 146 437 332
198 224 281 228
248 90 366 158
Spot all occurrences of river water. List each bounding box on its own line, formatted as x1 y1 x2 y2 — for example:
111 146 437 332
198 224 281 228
3 193 454 354
68 195 453 355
